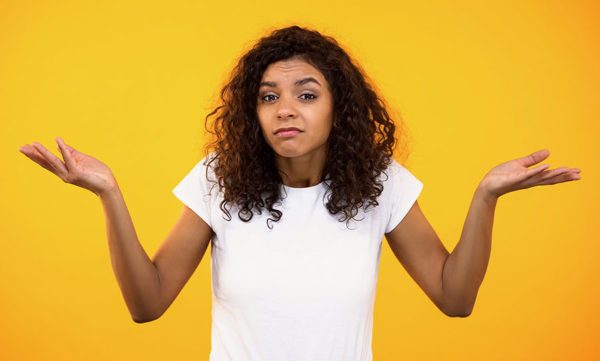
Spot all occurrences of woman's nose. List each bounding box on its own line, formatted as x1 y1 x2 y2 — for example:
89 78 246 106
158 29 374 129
276 96 296 119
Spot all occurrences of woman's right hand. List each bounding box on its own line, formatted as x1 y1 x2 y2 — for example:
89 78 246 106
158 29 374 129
19 137 118 197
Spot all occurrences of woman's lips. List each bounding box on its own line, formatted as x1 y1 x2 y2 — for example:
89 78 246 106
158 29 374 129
274 127 303 137
276 130 302 137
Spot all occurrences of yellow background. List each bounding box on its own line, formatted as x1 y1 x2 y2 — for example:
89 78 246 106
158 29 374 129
1 0 598 360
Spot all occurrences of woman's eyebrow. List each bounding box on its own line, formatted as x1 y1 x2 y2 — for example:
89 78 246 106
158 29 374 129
259 77 321 88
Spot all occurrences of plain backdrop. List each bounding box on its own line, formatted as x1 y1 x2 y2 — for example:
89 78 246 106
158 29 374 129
1 0 598 360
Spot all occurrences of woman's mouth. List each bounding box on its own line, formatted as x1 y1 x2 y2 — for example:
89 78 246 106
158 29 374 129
276 130 302 137
275 127 303 137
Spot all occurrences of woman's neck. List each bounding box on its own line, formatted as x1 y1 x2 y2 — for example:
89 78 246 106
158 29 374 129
275 149 327 188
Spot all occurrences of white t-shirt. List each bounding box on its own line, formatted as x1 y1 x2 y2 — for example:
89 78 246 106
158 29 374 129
172 153 423 361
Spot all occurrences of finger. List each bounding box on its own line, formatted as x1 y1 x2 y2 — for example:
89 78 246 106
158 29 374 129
538 167 570 181
533 171 581 186
522 167 566 188
518 149 550 167
61 141 82 156
19 144 57 173
60 141 75 151
32 142 68 177
526 168 579 187
56 137 77 171
524 163 550 178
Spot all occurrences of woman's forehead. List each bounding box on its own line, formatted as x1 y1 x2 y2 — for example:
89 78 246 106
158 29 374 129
261 58 326 87
262 58 323 80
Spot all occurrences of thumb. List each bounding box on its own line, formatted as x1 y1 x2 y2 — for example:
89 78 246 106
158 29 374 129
60 141 78 153
55 140 80 157
519 149 550 167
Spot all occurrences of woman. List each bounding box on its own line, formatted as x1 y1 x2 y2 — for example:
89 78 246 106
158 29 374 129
18 25 581 360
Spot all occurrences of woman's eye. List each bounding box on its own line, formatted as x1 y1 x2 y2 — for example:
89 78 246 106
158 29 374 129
260 93 317 103
300 93 317 100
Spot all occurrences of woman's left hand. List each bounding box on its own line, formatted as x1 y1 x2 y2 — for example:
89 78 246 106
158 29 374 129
478 149 581 200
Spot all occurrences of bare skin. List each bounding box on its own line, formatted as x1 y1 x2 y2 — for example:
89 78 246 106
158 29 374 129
256 56 334 188
255 59 584 315
18 95 582 320
19 139 117 196
18 138 214 322
385 149 581 316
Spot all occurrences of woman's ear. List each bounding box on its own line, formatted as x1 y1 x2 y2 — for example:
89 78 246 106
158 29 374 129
332 113 339 128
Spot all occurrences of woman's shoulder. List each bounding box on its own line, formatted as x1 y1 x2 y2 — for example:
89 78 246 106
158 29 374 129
380 157 414 180
179 151 219 190
199 151 218 166
191 151 217 175
378 157 423 193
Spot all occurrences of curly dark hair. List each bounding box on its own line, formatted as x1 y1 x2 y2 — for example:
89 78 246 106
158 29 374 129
203 24 411 229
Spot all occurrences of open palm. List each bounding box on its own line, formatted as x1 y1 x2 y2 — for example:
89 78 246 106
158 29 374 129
479 149 581 199
19 137 117 196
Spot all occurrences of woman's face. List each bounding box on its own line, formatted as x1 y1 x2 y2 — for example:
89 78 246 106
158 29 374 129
256 57 333 160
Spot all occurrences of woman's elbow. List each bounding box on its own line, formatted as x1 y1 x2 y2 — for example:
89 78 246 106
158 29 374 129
442 302 473 317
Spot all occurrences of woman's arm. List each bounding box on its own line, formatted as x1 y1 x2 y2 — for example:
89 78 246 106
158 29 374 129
98 184 163 323
20 138 172 323
385 191 494 317
386 149 581 317
440 186 496 317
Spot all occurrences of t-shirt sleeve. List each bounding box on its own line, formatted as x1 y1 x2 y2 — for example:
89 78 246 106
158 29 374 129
384 160 424 234
172 156 215 228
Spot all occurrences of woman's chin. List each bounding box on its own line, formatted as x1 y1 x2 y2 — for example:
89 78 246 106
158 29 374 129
272 148 304 159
